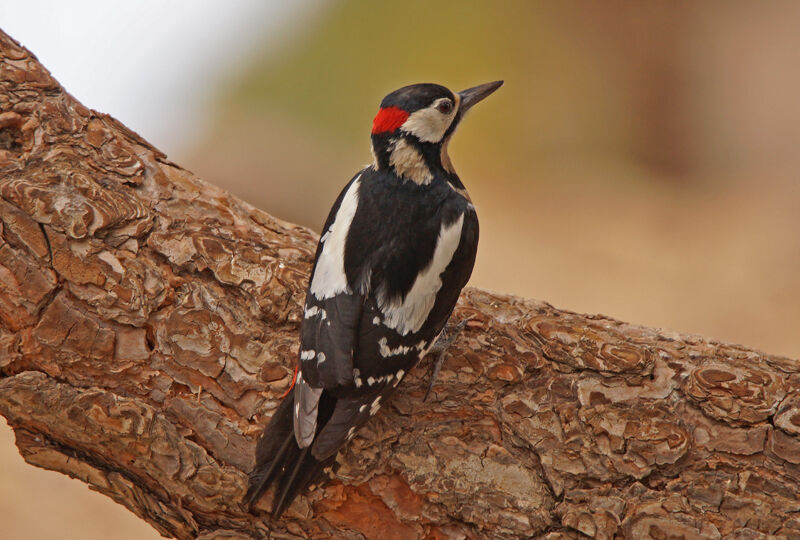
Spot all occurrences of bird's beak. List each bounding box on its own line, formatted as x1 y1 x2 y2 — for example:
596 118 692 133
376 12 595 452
458 80 503 113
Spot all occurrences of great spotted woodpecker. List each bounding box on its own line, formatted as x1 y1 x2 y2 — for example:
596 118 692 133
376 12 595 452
246 81 503 517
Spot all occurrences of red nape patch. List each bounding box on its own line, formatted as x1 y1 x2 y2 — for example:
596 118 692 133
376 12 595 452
372 106 409 134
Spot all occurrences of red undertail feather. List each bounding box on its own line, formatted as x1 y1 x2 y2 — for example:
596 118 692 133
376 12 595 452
281 364 299 399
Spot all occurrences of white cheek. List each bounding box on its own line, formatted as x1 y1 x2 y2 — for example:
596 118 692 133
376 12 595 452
401 108 455 143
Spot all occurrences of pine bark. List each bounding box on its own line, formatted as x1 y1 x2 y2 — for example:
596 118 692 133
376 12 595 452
1 29 799 540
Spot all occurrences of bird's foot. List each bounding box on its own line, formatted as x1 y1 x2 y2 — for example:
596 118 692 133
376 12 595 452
424 317 471 401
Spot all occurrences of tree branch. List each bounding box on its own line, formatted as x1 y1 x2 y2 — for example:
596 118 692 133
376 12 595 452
1 29 798 540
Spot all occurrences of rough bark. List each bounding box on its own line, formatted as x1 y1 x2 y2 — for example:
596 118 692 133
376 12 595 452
1 29 799 540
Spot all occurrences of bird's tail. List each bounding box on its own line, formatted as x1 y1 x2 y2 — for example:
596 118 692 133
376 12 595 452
244 391 330 517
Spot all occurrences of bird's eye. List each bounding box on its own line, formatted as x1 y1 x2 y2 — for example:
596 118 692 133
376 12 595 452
436 100 453 114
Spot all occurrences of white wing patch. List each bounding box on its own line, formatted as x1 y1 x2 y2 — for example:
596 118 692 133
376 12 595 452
310 177 361 300
379 213 465 335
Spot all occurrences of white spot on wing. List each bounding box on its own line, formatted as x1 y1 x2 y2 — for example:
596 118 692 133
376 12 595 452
300 350 315 361
379 214 465 335
373 316 381 325
310 177 361 300
367 376 375 386
378 337 412 357
317 352 326 364
305 305 327 320
370 396 382 415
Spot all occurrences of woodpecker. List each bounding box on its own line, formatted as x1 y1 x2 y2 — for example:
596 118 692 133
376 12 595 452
245 80 503 517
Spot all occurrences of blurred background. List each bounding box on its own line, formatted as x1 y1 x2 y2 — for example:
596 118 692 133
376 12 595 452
2 1 800 538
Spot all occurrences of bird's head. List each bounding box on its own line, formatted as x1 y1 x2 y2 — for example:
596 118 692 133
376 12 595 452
370 81 503 184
